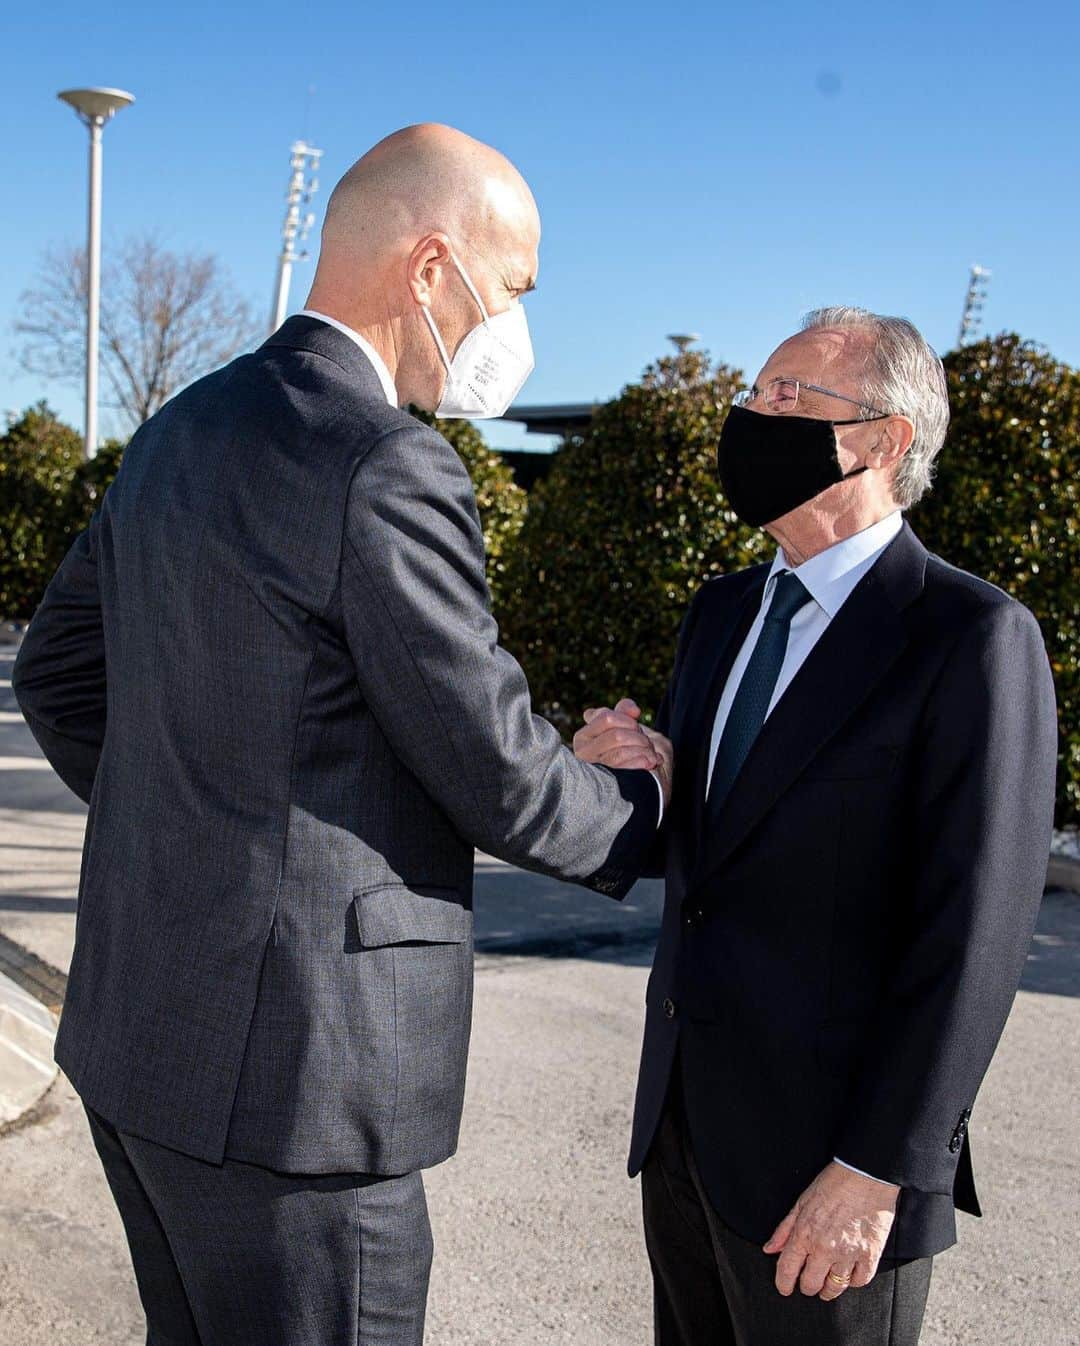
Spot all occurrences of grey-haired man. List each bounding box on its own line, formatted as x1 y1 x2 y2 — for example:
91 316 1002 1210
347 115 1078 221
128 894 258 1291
576 308 1057 1346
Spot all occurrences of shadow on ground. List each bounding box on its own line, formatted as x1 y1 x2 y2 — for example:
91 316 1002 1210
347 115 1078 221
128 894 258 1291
0 895 78 914
475 862 1080 995
473 861 660 967
1020 888 1080 997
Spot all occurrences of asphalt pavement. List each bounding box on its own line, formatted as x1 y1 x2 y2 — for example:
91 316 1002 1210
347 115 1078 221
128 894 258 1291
1 641 1078 1345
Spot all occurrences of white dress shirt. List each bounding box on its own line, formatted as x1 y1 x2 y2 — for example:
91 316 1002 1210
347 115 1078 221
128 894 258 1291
299 309 667 822
706 511 904 790
298 310 399 406
705 509 905 1185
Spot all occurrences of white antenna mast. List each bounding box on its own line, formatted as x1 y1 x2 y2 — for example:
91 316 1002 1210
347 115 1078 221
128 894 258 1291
957 264 991 347
270 140 323 333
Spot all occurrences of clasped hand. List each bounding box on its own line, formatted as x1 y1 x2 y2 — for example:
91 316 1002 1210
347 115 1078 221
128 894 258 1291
573 697 674 806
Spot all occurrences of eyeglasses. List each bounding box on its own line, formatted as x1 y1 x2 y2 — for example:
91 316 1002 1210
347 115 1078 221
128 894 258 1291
733 378 890 419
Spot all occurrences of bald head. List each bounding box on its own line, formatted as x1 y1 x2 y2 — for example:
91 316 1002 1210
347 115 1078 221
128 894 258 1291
322 123 538 268
306 123 540 411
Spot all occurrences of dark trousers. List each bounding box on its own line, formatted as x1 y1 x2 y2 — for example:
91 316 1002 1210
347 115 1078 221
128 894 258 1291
641 1078 934 1346
84 1102 434 1346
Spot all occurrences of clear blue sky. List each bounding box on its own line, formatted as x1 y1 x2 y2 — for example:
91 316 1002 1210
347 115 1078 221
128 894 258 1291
2 0 1077 451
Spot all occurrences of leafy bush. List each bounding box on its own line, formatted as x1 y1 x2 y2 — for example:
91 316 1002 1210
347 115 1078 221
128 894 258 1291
914 334 1079 826
5 402 526 619
0 405 126 621
1 404 86 620
8 333 1076 832
498 351 769 732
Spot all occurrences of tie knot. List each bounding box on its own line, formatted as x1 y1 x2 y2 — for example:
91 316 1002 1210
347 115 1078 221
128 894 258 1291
767 570 812 625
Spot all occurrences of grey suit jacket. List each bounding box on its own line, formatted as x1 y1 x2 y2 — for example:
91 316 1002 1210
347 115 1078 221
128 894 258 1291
12 315 659 1173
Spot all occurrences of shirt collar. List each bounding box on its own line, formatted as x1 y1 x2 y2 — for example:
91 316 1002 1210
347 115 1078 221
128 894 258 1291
764 511 904 619
297 309 398 407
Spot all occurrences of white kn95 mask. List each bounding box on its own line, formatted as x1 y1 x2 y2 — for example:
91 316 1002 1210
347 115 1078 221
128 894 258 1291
421 252 535 419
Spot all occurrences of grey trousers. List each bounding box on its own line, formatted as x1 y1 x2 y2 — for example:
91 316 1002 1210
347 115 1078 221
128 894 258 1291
84 1102 434 1346
641 1085 934 1346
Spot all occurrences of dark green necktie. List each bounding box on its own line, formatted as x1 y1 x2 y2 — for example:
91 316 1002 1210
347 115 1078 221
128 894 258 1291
705 570 813 814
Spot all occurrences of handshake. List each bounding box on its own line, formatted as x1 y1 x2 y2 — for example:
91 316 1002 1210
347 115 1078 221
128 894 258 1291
573 697 675 806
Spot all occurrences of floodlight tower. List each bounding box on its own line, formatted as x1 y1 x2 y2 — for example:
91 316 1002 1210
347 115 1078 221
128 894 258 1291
957 265 992 348
270 140 324 332
57 87 135 458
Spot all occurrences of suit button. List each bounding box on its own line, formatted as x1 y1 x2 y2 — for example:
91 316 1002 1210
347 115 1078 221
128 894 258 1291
663 998 676 1020
948 1136 962 1153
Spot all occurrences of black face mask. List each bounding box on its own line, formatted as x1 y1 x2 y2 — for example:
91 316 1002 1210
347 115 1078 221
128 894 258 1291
716 404 877 527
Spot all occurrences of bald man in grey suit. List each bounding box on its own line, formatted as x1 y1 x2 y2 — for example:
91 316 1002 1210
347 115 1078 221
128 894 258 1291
13 124 669 1346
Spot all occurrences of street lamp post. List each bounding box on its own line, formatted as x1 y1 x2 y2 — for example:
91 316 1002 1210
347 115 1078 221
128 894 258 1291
57 87 135 458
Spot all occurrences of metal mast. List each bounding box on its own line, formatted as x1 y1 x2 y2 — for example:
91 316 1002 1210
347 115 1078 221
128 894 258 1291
957 265 991 348
270 140 323 333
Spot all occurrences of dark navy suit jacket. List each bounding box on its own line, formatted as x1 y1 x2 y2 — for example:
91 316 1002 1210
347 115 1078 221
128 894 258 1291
629 522 1057 1258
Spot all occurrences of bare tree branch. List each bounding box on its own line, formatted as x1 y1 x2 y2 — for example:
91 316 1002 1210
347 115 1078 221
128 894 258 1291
15 235 260 431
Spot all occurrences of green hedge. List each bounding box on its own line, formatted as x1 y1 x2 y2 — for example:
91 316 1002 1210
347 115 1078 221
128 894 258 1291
498 351 769 734
915 335 1079 826
498 336 1078 826
0 404 121 620
6 332 1077 827
2 404 526 619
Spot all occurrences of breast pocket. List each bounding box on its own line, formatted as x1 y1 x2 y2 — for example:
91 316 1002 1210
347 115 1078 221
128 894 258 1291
801 744 900 782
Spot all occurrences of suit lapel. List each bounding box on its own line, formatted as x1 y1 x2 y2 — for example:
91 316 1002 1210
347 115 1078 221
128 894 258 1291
687 523 929 897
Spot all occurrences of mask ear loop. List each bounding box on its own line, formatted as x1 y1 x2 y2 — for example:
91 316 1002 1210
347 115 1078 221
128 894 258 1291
420 251 492 374
420 304 454 374
450 253 492 325
832 412 890 479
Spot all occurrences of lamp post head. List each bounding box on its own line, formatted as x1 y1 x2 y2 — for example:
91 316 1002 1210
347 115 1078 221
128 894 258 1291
667 333 700 354
58 87 135 124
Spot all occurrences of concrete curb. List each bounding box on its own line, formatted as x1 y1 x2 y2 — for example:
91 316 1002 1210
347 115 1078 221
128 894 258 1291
0 970 58 1128
0 933 68 1014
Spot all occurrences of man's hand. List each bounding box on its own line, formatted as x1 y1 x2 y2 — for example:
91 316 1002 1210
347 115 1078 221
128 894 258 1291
573 698 674 806
763 1162 899 1302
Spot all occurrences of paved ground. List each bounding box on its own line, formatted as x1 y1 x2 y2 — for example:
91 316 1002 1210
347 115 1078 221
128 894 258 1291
2 641 1079 1345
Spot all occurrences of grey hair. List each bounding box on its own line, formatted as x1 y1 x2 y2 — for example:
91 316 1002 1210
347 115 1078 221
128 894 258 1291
800 306 950 508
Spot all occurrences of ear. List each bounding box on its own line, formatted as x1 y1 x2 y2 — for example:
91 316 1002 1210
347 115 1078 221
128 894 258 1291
873 414 915 466
407 233 453 308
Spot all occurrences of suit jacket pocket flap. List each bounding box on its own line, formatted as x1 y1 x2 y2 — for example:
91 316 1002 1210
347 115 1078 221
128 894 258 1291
802 744 899 781
352 884 472 948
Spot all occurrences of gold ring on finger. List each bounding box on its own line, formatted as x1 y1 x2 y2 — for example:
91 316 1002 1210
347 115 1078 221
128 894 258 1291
827 1271 851 1287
